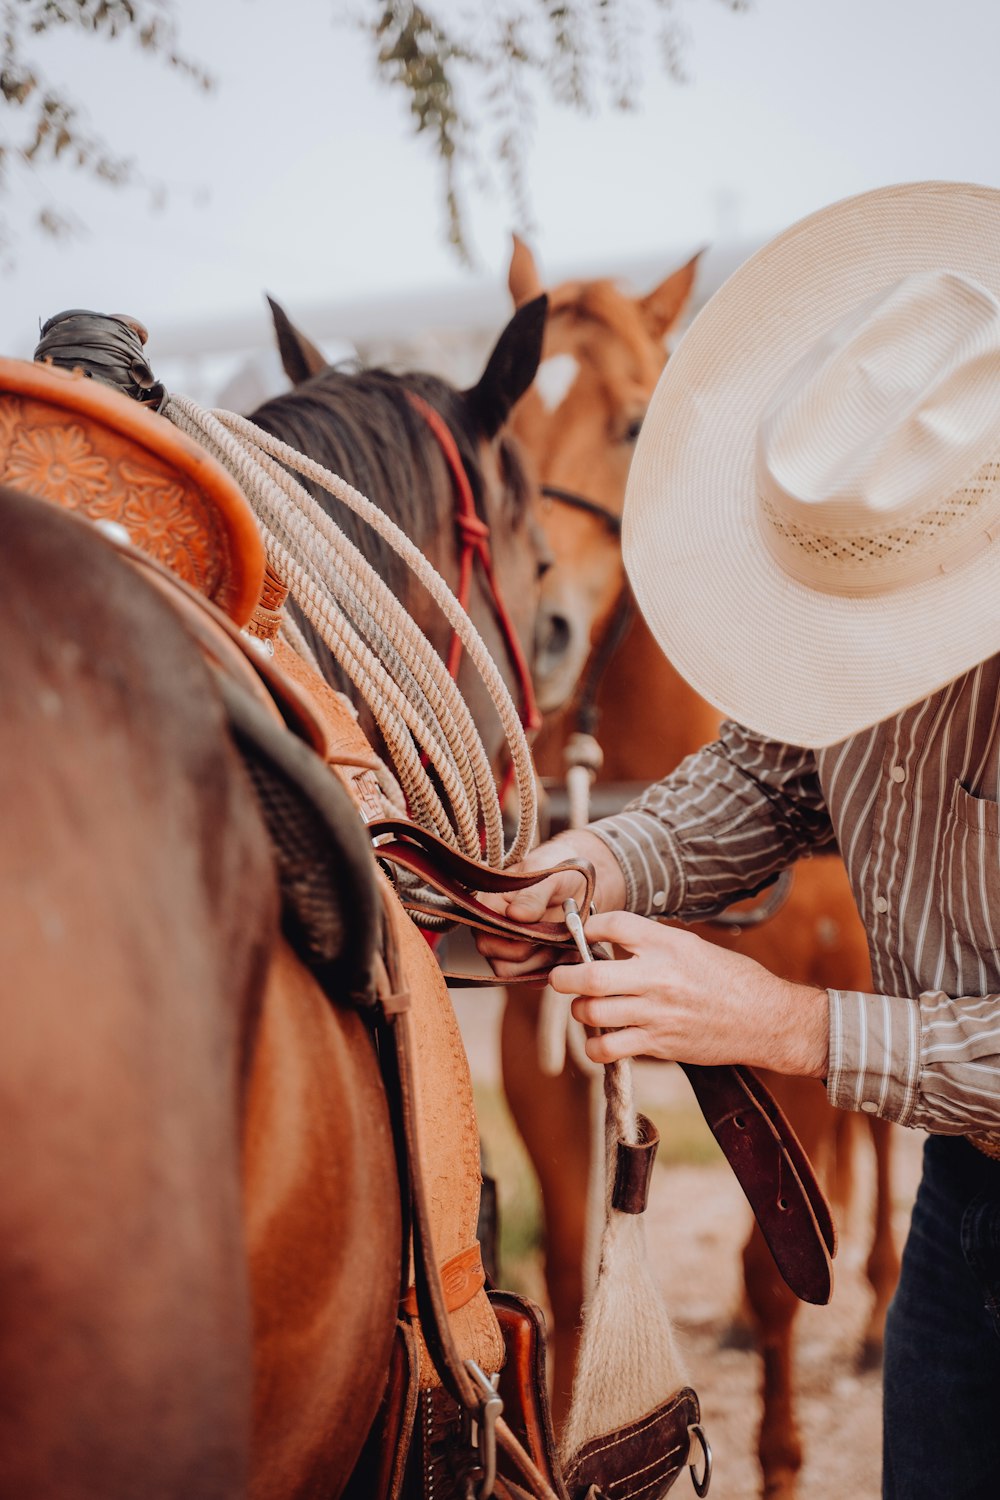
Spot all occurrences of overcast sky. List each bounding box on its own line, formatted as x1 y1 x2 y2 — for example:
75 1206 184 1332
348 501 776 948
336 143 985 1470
2 0 999 358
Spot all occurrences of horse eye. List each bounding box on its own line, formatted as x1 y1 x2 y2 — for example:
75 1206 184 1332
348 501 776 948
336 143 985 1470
623 416 644 444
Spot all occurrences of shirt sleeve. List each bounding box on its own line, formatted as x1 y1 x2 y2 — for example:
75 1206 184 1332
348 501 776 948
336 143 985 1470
828 986 1000 1135
587 719 838 917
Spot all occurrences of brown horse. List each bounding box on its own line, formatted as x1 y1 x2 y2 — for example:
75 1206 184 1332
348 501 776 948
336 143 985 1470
0 484 400 1498
502 241 899 1498
0 297 550 1498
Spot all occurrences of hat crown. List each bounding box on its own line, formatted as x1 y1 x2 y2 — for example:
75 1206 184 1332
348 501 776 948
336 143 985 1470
756 270 1000 595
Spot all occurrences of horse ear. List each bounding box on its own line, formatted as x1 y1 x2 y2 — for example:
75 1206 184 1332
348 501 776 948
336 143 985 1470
266 294 328 385
465 294 548 440
638 248 706 340
508 234 545 308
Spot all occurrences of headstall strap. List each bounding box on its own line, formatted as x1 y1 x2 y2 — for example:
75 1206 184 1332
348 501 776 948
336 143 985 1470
541 482 623 537
537 482 631 742
406 391 542 737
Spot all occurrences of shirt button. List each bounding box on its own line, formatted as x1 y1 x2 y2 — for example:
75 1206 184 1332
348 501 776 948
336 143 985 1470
860 1101 879 1114
652 890 666 909
890 764 906 783
873 895 889 914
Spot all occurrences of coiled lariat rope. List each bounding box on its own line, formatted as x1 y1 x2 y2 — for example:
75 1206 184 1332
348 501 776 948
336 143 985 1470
164 395 537 868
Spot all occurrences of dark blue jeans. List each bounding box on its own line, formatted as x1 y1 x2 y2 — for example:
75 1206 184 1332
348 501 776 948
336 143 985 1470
883 1134 1000 1498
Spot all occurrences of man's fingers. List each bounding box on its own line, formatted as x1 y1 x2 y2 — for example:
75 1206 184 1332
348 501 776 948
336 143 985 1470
548 958 636 998
584 1026 651 1065
583 909 660 950
475 931 541 964
476 941 565 981
506 868 584 924
570 994 651 1030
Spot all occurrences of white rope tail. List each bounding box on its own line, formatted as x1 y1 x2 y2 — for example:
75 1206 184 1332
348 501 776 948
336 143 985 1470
559 1058 688 1462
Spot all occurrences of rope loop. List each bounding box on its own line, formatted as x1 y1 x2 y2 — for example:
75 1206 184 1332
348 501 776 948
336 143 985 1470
161 394 537 868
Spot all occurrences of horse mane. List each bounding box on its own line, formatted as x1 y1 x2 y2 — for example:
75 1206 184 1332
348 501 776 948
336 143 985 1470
247 362 531 689
249 363 530 604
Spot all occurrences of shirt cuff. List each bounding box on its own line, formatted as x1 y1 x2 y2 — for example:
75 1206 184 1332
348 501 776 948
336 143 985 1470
825 988 921 1127
587 810 686 915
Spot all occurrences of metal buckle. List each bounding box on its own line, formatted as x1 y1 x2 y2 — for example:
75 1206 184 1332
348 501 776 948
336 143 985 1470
463 1359 503 1500
687 1422 712 1496
563 897 593 963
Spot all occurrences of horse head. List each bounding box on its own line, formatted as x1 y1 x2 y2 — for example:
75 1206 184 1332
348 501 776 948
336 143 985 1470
259 296 551 762
507 236 702 714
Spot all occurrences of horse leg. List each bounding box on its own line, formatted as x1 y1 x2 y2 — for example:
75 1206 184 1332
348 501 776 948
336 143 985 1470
859 1115 900 1369
0 490 278 1497
501 984 591 1430
743 1222 803 1499
742 1074 835 1500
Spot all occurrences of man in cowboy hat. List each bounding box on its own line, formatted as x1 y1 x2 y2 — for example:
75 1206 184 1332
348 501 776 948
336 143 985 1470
481 181 1000 1497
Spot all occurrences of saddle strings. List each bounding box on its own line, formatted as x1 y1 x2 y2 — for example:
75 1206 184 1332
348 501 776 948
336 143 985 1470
164 395 537 869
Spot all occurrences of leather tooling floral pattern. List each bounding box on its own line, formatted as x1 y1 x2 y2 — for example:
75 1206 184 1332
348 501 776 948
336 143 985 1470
0 395 228 599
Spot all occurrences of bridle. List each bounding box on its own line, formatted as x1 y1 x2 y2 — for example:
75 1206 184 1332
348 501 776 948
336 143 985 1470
407 392 542 737
541 482 631 738
541 482 622 537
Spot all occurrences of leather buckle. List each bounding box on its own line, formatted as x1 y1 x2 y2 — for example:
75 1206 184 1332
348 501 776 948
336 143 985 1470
687 1421 713 1495
463 1359 503 1500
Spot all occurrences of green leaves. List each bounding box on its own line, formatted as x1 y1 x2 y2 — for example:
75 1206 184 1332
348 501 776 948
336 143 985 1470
359 0 749 265
0 0 210 260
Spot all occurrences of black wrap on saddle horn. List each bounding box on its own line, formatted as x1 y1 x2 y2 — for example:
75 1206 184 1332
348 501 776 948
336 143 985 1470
34 309 167 410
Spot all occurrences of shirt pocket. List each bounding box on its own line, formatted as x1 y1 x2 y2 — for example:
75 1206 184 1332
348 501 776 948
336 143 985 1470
941 780 1000 960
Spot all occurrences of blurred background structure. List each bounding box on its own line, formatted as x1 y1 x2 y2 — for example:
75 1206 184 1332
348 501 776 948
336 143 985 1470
1 0 998 400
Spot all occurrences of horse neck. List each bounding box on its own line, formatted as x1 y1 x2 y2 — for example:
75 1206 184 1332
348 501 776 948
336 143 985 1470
594 611 723 781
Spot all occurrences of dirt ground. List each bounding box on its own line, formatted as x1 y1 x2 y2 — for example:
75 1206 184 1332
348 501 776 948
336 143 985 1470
453 988 925 1500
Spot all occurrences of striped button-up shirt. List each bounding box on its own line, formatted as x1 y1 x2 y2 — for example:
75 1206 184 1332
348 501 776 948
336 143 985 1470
590 658 1000 1135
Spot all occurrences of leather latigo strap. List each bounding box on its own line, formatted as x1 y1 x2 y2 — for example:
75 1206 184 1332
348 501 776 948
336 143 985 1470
367 817 594 985
680 1063 835 1305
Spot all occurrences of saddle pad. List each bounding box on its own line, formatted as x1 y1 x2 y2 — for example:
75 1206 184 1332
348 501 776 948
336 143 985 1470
0 356 264 624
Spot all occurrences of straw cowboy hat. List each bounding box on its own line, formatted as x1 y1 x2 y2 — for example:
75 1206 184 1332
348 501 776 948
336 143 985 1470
624 181 1000 748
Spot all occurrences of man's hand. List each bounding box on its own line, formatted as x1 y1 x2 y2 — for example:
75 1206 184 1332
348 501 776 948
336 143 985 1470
551 910 830 1079
475 829 627 978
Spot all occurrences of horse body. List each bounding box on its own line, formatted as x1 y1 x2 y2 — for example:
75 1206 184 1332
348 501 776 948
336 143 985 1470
245 939 400 1498
504 243 898 1497
0 487 402 1498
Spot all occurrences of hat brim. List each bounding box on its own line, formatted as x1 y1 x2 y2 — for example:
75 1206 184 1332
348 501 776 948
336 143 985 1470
625 181 1000 749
